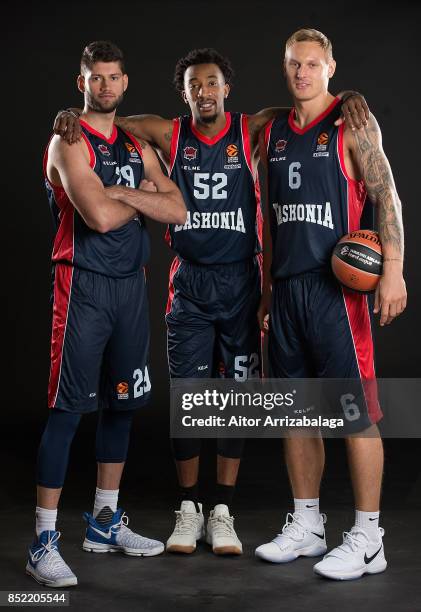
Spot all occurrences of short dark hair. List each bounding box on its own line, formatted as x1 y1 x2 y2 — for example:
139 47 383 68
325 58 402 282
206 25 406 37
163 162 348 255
173 48 234 91
80 41 125 74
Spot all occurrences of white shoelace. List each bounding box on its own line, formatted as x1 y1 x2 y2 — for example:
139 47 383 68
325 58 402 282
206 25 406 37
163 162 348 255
336 527 383 555
275 513 308 543
30 531 60 563
173 510 200 535
210 514 235 538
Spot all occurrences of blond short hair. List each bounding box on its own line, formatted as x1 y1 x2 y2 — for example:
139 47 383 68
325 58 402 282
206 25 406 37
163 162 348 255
285 28 333 60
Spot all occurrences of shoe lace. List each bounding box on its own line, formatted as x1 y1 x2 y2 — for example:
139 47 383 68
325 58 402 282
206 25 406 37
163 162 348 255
338 529 370 554
110 512 129 533
277 513 308 542
173 510 199 535
211 514 235 537
31 531 60 563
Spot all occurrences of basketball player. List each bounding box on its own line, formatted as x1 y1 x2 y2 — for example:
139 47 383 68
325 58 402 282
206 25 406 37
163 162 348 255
53 50 368 556
27 41 186 588
255 29 406 580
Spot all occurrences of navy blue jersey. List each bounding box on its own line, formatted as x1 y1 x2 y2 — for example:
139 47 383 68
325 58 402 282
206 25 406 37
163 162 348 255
44 121 150 278
167 112 262 264
265 98 368 279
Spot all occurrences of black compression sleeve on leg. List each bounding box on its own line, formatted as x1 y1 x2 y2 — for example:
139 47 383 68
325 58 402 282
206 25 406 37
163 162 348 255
95 409 134 463
171 438 202 461
36 409 81 488
217 438 245 459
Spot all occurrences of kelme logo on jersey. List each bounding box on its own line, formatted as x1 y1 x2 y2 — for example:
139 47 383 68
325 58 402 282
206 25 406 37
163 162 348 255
98 144 111 156
275 139 287 152
117 382 129 400
183 146 197 161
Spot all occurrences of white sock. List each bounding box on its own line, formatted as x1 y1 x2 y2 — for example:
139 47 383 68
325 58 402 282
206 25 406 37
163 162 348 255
355 509 380 540
35 507 57 537
294 498 320 526
93 487 119 523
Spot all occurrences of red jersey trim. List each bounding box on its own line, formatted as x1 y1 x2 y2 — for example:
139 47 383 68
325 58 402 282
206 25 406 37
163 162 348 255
337 123 361 185
288 97 340 135
166 257 182 316
80 132 96 168
48 264 74 408
190 112 231 145
240 114 254 178
170 118 181 175
80 119 118 144
264 119 274 154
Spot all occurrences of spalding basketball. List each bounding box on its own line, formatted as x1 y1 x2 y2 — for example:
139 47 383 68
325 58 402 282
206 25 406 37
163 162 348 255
331 230 382 292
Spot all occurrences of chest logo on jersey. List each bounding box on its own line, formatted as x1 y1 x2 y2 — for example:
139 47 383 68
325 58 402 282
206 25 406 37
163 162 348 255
124 141 141 163
314 132 330 158
224 143 241 169
98 144 110 157
184 146 198 161
275 139 287 152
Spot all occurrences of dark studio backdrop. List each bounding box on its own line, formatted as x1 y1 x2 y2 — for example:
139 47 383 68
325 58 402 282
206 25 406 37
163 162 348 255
6 0 421 531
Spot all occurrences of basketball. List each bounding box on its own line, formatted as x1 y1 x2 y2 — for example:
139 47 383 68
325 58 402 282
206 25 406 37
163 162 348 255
331 230 383 292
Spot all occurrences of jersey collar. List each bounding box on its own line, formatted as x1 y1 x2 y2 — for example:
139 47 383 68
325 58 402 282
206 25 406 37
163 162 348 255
288 97 340 135
80 119 118 144
190 112 231 145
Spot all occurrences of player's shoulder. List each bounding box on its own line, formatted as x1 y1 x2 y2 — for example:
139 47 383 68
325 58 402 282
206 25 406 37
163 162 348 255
48 133 89 164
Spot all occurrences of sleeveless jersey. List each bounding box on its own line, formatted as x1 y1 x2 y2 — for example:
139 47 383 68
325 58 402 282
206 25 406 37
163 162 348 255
44 120 150 278
167 112 262 264
265 97 368 279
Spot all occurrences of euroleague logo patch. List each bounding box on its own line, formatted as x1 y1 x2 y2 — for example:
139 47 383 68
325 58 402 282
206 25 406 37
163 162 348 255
314 132 330 157
125 142 136 153
225 143 239 166
98 144 110 156
317 132 329 146
275 139 287 152
226 144 238 157
183 146 197 161
117 382 129 400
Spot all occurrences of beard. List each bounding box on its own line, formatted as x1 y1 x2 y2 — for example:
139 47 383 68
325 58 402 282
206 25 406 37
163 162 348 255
86 91 124 114
199 112 218 124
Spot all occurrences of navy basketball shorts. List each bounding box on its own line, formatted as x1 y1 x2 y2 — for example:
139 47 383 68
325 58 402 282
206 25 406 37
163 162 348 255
166 257 262 379
48 264 151 413
269 271 382 430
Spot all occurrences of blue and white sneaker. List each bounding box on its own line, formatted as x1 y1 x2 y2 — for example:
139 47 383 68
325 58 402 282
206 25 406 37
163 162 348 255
82 508 164 556
26 530 77 588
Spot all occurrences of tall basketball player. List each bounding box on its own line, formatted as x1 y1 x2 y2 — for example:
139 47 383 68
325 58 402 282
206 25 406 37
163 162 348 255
54 50 368 557
28 41 186 588
255 29 406 580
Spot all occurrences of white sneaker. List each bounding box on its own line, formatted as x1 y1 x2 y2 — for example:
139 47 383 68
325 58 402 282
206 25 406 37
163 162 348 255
166 501 205 553
255 512 327 563
206 504 242 555
26 531 78 588
313 526 387 580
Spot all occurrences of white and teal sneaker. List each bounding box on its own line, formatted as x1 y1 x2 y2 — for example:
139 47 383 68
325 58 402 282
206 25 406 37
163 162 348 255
314 526 387 580
26 530 77 588
82 508 164 556
255 512 327 563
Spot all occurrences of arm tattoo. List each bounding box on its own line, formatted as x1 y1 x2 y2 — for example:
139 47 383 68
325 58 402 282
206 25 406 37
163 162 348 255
164 129 173 142
353 121 404 255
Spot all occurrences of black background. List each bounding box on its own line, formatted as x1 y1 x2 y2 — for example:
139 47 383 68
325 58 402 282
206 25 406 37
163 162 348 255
6 0 421 524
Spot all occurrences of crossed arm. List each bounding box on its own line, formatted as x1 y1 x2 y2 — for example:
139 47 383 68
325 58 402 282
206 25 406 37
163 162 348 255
48 135 186 232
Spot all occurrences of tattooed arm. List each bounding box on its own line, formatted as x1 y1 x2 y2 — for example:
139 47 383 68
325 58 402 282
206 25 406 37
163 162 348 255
344 116 407 326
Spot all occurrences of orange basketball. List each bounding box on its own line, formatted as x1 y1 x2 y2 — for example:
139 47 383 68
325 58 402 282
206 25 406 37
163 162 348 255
331 230 383 292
